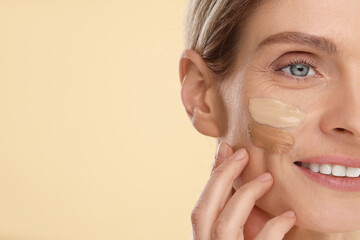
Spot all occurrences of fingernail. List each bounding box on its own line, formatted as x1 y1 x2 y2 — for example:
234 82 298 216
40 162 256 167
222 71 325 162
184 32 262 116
282 210 295 218
216 142 228 159
256 172 272 181
229 148 247 161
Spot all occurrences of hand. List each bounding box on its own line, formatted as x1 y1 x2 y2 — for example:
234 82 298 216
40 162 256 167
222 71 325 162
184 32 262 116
190 142 296 240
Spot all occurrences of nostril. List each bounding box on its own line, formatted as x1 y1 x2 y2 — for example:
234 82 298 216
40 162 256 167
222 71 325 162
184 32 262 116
335 128 352 134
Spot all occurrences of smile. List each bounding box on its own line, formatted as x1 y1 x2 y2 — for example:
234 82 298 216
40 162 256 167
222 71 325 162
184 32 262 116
294 155 360 191
294 161 360 178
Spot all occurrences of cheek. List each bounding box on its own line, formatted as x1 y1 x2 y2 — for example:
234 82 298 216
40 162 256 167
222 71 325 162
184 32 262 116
249 98 306 128
247 97 307 153
248 120 294 154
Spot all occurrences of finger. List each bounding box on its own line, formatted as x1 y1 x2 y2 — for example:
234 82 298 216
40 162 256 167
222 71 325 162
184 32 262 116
212 172 273 239
211 142 236 212
191 148 248 240
211 142 234 174
253 210 296 240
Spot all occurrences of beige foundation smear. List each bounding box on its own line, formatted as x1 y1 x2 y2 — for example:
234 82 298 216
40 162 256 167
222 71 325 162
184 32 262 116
249 97 306 128
248 97 306 154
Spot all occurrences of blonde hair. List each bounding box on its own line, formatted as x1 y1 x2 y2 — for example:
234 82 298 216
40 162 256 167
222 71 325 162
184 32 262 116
184 0 267 80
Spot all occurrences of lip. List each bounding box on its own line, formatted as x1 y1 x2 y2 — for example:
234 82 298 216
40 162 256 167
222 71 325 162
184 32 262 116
295 155 360 168
294 164 360 191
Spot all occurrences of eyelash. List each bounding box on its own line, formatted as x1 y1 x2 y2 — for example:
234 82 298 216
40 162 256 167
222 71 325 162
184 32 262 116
274 58 320 80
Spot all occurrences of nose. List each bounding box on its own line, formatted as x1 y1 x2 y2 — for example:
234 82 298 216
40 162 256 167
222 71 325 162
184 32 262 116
319 81 360 144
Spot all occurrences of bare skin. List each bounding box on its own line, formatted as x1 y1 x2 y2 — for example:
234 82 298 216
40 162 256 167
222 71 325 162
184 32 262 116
180 0 360 239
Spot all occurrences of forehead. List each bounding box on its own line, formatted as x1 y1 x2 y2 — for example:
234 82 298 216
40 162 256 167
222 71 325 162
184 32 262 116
240 0 360 57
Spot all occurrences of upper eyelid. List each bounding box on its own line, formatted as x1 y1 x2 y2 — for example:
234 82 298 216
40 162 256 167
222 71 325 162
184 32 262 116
275 57 319 69
270 50 319 66
274 58 321 75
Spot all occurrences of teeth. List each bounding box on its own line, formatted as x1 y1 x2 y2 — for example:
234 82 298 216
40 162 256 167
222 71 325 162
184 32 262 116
346 167 360 177
332 165 346 176
319 164 332 175
308 163 319 172
301 162 309 169
300 162 360 177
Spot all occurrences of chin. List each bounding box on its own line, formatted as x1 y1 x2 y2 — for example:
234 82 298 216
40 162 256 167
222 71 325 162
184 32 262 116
295 206 360 233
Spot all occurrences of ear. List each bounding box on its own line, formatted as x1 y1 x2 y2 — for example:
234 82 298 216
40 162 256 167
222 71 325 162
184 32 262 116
178 49 221 138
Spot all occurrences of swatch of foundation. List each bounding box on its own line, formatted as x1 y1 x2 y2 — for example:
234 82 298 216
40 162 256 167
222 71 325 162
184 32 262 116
248 121 294 154
249 97 306 128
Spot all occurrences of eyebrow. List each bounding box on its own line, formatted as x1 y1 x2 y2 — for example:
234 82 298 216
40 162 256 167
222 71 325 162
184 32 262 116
255 31 339 56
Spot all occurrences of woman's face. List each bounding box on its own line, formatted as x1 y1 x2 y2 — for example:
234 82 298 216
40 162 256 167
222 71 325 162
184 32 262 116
218 0 360 233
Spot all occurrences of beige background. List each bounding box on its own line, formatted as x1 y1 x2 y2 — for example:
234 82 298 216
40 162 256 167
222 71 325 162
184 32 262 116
0 1 217 240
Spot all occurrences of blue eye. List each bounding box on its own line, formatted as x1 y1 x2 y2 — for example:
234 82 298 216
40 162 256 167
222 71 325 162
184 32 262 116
282 64 316 77
274 58 319 79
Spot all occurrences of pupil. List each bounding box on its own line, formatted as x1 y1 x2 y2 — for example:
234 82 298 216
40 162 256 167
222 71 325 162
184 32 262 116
290 64 309 76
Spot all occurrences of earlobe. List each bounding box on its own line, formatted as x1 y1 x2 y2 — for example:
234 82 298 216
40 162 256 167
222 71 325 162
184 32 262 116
179 49 221 138
192 106 221 137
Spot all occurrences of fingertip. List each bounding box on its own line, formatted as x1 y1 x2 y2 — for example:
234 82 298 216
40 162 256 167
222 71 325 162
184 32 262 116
254 210 296 240
281 210 297 227
223 142 233 158
215 142 224 159
216 141 233 160
281 210 296 219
